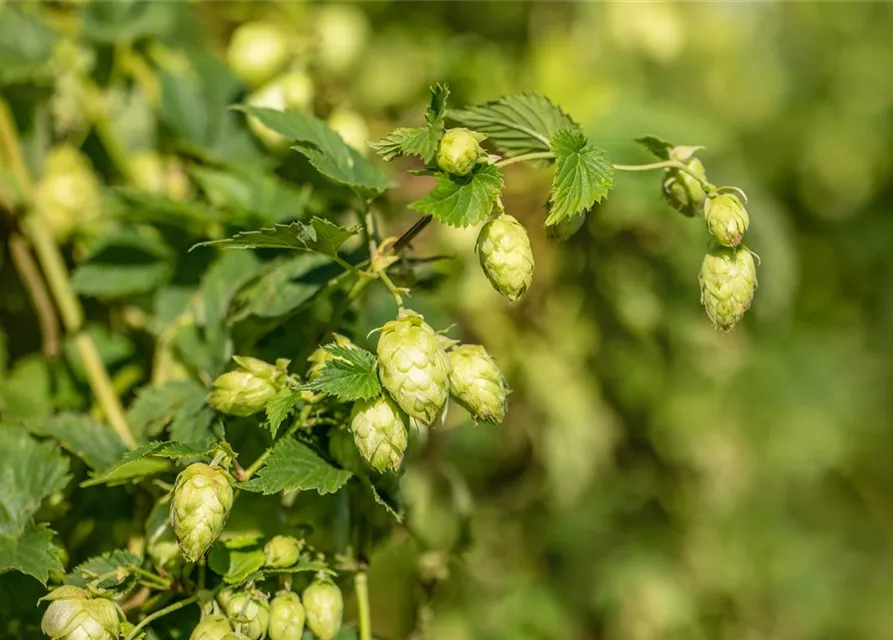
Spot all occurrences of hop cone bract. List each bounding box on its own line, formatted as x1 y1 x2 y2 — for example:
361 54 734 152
224 590 270 640
190 615 233 640
41 587 121 640
376 310 449 424
268 592 305 640
476 215 534 302
448 344 508 424
704 193 749 247
436 128 483 176
349 395 409 472
264 535 302 569
699 247 758 331
302 580 343 640
170 463 233 562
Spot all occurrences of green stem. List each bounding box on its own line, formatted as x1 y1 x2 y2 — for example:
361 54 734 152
130 566 171 591
378 270 404 311
494 151 555 168
125 595 199 640
614 159 714 192
356 571 372 640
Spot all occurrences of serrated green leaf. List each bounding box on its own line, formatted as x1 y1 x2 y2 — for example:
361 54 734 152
265 389 302 438
0 524 63 585
363 477 403 523
305 345 381 402
0 8 57 86
69 550 141 589
450 93 577 158
71 230 175 298
236 106 390 196
262 559 333 577
82 440 224 487
239 438 352 496
230 254 335 323
208 541 265 585
26 413 127 471
189 165 309 224
127 381 218 446
81 0 177 43
409 164 503 228
369 84 450 163
193 218 359 259
635 135 674 160
546 128 615 226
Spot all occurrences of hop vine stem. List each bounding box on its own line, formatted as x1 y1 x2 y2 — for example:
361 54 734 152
124 594 199 640
356 570 372 640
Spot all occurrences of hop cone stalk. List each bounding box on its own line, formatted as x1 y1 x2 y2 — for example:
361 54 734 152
448 344 508 424
40 587 121 640
699 247 758 331
436 128 484 176
264 535 302 568
170 463 233 562
190 615 233 640
704 193 749 247
302 580 343 640
349 395 409 473
207 356 285 417
224 591 270 640
376 310 449 424
476 215 535 302
268 592 305 640
662 150 707 217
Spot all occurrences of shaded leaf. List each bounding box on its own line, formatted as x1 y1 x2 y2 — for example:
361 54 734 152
127 381 218 446
71 230 175 298
409 164 503 228
189 165 309 224
208 541 265 585
0 8 57 86
635 135 674 160
82 440 226 487
0 524 63 585
240 438 352 495
193 217 359 258
27 413 127 471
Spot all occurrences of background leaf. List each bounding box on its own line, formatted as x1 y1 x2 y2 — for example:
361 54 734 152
194 218 360 258
409 164 503 227
635 135 674 160
369 83 449 163
71 230 175 298
26 413 127 471
546 128 615 226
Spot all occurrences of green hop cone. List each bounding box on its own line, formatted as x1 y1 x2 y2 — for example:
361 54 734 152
224 590 270 640
268 592 305 640
34 146 103 242
662 146 707 217
436 128 484 177
448 344 508 424
307 334 358 380
227 22 291 88
264 535 302 569
40 587 122 640
246 71 315 148
208 356 285 417
328 427 366 475
476 215 535 302
349 394 409 473
699 247 758 331
302 580 343 640
376 310 449 425
170 463 233 562
704 193 749 247
190 615 233 640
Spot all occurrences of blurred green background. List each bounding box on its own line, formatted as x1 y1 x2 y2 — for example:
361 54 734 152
3 2 893 639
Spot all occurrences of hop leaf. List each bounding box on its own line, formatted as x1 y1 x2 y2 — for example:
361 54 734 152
546 128 614 226
349 395 409 473
448 344 508 424
409 163 503 228
704 193 749 247
268 591 305 640
699 247 758 330
302 580 343 640
305 344 382 402
476 214 535 302
376 310 450 424
40 587 122 640
369 83 449 163
190 614 234 640
306 334 358 381
170 463 234 562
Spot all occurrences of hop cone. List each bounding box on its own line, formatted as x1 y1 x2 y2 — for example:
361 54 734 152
170 463 233 562
436 128 484 176
376 310 449 424
302 580 343 640
662 153 707 217
268 592 305 640
328 427 366 475
699 247 758 331
476 215 534 302
190 615 233 640
264 535 302 569
704 193 749 247
307 334 358 380
41 587 121 640
226 22 291 88
207 356 284 417
349 395 409 472
224 590 270 640
448 344 508 424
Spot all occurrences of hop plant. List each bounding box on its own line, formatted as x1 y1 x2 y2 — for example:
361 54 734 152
436 128 484 176
349 394 409 472
704 193 750 247
226 22 291 88
448 344 508 424
207 356 286 417
224 590 270 640
33 146 103 242
170 463 233 562
307 334 358 380
246 72 315 148
547 209 587 241
376 310 450 424
476 215 535 302
662 146 708 217
190 615 234 640
328 427 366 475
263 535 302 569
146 499 184 575
268 592 305 640
699 247 758 330
40 587 122 640
302 580 343 640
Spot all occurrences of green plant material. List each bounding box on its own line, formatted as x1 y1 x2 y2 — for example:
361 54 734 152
263 536 302 569
239 438 352 496
704 193 750 247
448 344 508 424
306 334 358 380
227 22 292 88
190 614 234 640
409 163 503 228
349 394 409 473
33 147 103 242
476 214 535 302
170 463 234 562
268 591 305 640
305 344 381 402
699 247 758 330
436 128 485 176
369 83 449 163
661 145 708 217
546 128 614 226
40 587 122 640
546 208 587 241
302 580 342 640
207 356 287 417
223 589 270 640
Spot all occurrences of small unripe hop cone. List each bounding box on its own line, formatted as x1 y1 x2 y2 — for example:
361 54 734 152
376 310 449 425
190 614 234 640
226 22 292 88
699 247 758 330
207 356 286 417
448 344 508 424
268 591 306 640
224 590 270 640
436 128 485 176
264 535 302 568
349 394 409 472
170 463 233 562
40 586 122 640
302 580 343 640
476 215 535 302
662 147 708 218
704 193 750 247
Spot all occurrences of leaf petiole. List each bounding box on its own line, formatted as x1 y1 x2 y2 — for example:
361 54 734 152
614 160 715 193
